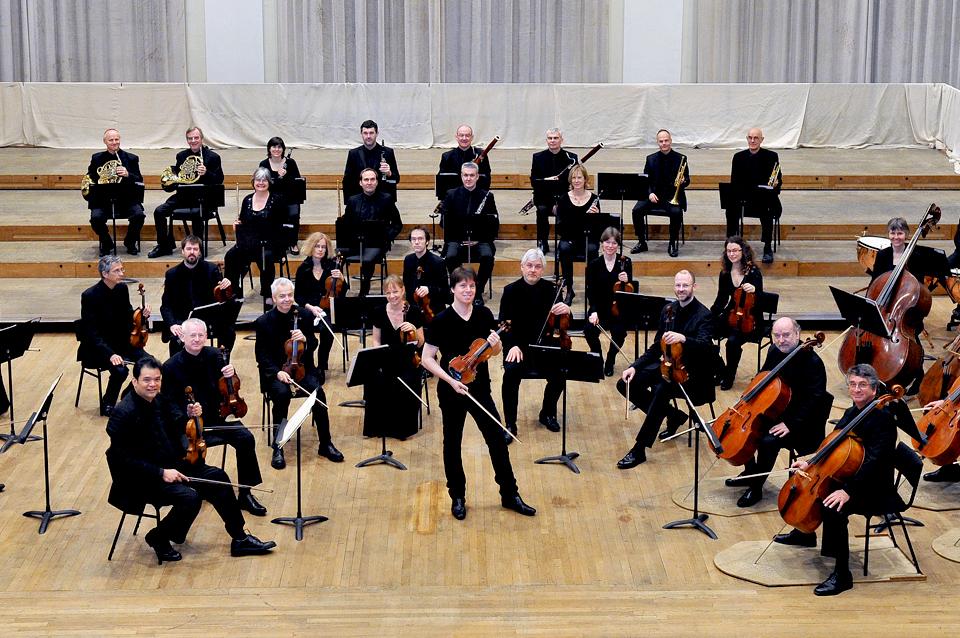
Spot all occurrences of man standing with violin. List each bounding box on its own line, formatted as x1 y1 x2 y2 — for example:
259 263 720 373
498 248 571 444
106 356 276 563
615 270 713 468
255 278 343 470
420 267 536 521
160 235 235 356
402 226 449 319
161 318 267 516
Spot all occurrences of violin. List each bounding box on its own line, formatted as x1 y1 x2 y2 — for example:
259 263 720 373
727 274 757 334
183 385 207 465
217 346 248 419
213 262 234 303
611 256 635 318
659 305 688 384
710 333 825 465
544 279 572 350
917 334 960 407
281 308 306 382
449 321 511 384
914 375 960 466
320 253 346 312
414 265 435 324
130 283 149 348
399 303 424 367
837 204 940 385
778 385 904 534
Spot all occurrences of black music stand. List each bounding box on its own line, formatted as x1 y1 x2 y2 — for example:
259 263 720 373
615 293 669 358
460 212 499 296
21 374 81 534
271 393 327 540
333 295 387 379
529 346 603 473
189 299 243 348
288 177 307 205
597 173 648 237
434 173 461 253
173 184 226 255
0 319 41 444
90 181 144 256
345 342 418 470
830 286 892 341
571 212 619 311
719 182 779 247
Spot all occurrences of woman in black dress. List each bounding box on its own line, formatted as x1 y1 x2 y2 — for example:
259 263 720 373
583 226 634 377
295 231 348 371
556 163 601 303
223 167 285 302
711 236 763 390
259 136 303 254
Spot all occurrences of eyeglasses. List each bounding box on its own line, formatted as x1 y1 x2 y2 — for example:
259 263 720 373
847 381 872 389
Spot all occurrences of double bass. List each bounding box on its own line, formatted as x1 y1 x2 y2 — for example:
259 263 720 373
836 204 940 386
916 333 960 407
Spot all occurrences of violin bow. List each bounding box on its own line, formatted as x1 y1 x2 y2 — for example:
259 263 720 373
462 389 521 443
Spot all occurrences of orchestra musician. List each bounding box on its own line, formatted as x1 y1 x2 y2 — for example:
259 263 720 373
615 270 713 468
160 235 235 356
710 237 763 391
498 248 571 443
870 216 944 282
440 162 499 304
725 128 781 264
79 255 150 416
584 227 633 377
149 126 224 258
105 356 276 563
402 226 449 318
294 232 347 372
364 275 424 440
86 128 145 256
223 168 285 303
530 128 579 254
160 319 267 516
255 278 343 470
438 124 492 184
420 267 536 521
724 317 828 508
339 168 403 296
259 136 303 254
342 119 399 202
555 164 601 303
631 129 689 258
774 364 901 596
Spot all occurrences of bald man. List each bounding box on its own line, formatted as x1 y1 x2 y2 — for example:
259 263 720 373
438 124 493 184
726 128 782 263
86 128 145 256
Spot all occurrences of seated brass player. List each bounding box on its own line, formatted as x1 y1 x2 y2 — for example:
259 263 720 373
84 128 145 256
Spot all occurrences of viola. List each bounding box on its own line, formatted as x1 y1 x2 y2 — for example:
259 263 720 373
213 263 234 303
449 321 511 384
183 385 207 465
414 266 435 324
399 303 424 367
917 334 960 407
130 283 149 348
659 305 688 384
281 308 306 382
710 333 825 465
320 253 346 312
727 285 757 335
217 346 248 419
914 375 960 466
611 256 635 318
544 279 572 351
778 385 903 534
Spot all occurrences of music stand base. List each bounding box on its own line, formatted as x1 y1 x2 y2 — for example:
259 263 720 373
356 450 407 470
0 433 41 443
534 451 580 474
23 508 80 535
270 514 328 542
663 513 717 540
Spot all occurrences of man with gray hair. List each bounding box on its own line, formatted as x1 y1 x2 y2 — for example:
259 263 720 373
85 128 145 256
530 128 579 254
440 162 499 303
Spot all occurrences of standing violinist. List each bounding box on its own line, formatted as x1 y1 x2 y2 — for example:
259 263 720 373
420 267 536 521
160 235 235 356
724 317 828 508
255 278 343 470
584 227 634 377
160 318 266 516
615 270 713 468
440 162 500 303
555 164 601 303
294 232 347 372
402 227 449 319
711 237 763 391
498 249 571 444
775 364 900 596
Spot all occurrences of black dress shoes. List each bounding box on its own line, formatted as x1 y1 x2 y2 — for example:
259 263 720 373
657 410 688 441
539 414 561 433
924 463 960 482
668 243 679 258
719 378 734 391
501 494 536 516
99 242 114 257
230 534 277 557
773 529 818 548
100 404 114 418
630 241 648 254
271 446 286 470
617 448 646 469
724 472 750 487
604 354 616 377
813 570 853 596
318 442 344 462
504 424 517 445
451 498 467 520
147 245 174 259
736 488 762 508
238 491 267 516
145 528 182 564
762 245 774 264
538 241 550 255
125 243 139 256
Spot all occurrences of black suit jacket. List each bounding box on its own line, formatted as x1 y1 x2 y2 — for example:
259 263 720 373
254 306 319 390
78 280 134 364
729 147 781 215
833 402 899 513
441 186 499 244
162 146 224 193
531 148 579 207
403 251 450 314
643 150 689 211
439 146 492 176
86 149 143 209
760 346 829 455
341 191 403 251
343 144 399 202
159 260 223 340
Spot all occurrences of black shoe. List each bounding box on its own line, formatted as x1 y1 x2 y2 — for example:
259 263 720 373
144 528 182 563
924 464 960 482
318 442 344 463
617 448 646 469
501 494 536 516
238 491 267 517
630 241 648 254
720 378 734 391
736 488 763 508
538 414 561 433
125 244 139 256
99 243 114 257
564 290 576 306
604 353 616 377
657 410 688 441
503 424 517 446
147 245 173 259
762 246 774 264
289 245 300 255
451 497 467 520
725 471 751 487
271 447 286 470
668 244 679 258
100 404 115 418
230 533 277 557
814 570 853 596
773 529 818 548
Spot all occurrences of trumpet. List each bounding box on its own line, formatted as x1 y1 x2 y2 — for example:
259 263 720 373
767 161 780 188
668 156 687 206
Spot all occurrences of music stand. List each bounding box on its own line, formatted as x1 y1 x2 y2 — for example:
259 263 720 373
597 173 648 237
271 391 327 540
529 346 603 473
333 295 387 373
830 286 892 340
719 182 778 247
433 173 461 253
189 299 243 348
90 181 143 256
173 184 226 255
0 318 41 444
614 293 669 357
21 374 81 534
289 177 307 205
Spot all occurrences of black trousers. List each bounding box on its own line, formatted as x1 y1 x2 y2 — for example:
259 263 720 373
284 203 301 248
147 463 246 543
343 246 385 296
501 358 564 428
90 203 145 248
557 239 598 295
820 498 865 572
616 367 685 448
102 346 147 407
265 372 331 447
443 241 495 297
632 201 682 245
719 328 751 384
583 319 627 361
743 430 800 490
363 369 422 439
725 208 774 245
224 243 275 299
535 204 553 246
204 425 263 488
437 383 518 501
154 195 204 248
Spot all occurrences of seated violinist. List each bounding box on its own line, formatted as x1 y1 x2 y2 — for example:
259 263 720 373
498 248 571 444
774 364 903 596
615 270 714 468
294 232 348 372
160 318 266 516
724 317 828 508
711 237 763 391
583 227 633 377
402 226 449 319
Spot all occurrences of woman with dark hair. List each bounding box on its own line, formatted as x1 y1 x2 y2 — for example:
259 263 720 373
259 136 303 254
711 236 763 390
223 167 285 303
583 226 634 377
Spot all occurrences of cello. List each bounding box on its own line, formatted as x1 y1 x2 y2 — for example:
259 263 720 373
130 283 149 348
836 204 940 386
710 333 825 465
914 375 960 466
778 385 903 534
916 333 960 407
